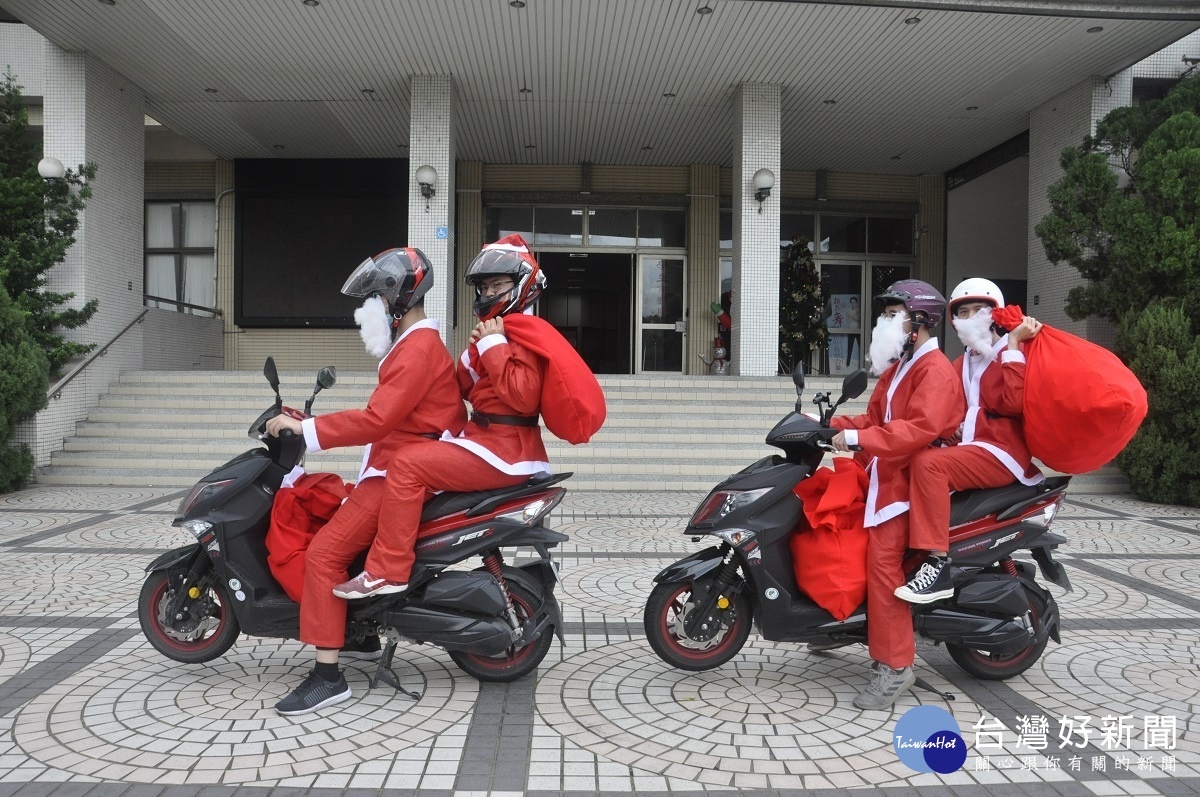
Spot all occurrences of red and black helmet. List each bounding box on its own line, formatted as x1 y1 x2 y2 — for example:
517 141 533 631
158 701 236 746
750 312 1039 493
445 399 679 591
340 247 433 319
465 234 547 321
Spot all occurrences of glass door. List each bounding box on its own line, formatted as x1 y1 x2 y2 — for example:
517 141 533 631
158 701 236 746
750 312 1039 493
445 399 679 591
820 261 864 375
636 256 686 372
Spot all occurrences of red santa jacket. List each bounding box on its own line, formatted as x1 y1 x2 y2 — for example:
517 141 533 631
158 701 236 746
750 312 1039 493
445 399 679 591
448 332 551 476
830 338 964 527
952 337 1043 485
300 319 467 482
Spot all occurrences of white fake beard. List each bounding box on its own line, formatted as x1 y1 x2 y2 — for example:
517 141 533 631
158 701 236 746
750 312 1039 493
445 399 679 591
867 312 909 376
354 295 394 359
952 308 997 361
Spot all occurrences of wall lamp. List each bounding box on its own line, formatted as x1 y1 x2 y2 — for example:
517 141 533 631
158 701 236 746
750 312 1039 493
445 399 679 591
37 156 66 180
1183 55 1200 65
752 168 774 212
415 164 437 212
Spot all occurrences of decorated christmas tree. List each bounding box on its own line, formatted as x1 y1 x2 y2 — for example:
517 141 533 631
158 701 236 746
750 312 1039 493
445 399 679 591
778 236 826 373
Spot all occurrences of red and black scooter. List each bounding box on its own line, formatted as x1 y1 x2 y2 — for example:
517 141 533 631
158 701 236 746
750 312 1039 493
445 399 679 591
138 357 567 686
644 368 1072 681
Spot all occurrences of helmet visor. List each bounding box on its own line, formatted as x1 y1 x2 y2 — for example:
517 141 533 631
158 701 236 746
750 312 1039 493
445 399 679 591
341 253 405 299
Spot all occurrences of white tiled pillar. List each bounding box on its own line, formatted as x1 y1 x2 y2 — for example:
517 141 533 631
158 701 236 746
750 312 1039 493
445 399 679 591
731 83 781 377
408 75 456 346
15 46 145 469
1028 71 1131 348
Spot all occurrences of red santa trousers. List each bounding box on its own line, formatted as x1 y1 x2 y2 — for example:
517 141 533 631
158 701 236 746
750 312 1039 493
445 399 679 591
908 445 1016 552
367 442 529 580
867 514 920 670
299 477 386 649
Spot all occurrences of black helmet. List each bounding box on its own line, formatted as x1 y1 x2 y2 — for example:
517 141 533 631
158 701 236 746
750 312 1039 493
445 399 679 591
465 234 547 321
341 247 433 319
876 279 946 329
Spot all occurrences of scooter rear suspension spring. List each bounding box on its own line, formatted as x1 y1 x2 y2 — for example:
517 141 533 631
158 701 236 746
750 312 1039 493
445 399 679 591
1000 557 1018 577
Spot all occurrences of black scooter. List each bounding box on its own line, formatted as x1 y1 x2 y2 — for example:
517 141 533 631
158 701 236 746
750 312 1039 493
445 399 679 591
138 357 568 686
644 368 1072 681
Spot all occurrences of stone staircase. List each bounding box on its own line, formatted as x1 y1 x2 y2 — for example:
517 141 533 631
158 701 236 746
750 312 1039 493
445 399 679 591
36 371 1129 494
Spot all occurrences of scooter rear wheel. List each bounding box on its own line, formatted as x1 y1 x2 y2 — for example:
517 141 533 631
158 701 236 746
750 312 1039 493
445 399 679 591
644 581 751 671
138 570 240 664
449 581 553 683
946 584 1051 681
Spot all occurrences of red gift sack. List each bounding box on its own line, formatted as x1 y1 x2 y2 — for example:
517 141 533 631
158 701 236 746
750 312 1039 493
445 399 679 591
993 305 1148 474
265 471 352 601
789 458 870 620
498 313 607 444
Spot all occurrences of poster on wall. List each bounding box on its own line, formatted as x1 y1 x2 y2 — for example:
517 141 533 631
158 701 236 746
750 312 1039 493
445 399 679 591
825 294 861 375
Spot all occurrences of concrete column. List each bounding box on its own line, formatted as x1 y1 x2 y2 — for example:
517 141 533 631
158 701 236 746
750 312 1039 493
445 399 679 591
16 47 145 468
454 160 483 355
731 83 781 377
915 174 946 291
1028 71 1131 348
408 75 456 346
687 164 720 375
215 159 238 369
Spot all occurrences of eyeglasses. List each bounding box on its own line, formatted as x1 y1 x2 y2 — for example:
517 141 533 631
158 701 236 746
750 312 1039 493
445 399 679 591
479 278 516 297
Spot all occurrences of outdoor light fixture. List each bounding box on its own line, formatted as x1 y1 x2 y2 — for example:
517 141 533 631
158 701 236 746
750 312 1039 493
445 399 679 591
1184 55 1200 65
416 164 437 212
752 168 774 212
696 4 713 15
37 157 66 180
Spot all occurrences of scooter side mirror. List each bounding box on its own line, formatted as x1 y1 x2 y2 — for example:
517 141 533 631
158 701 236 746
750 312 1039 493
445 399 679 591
317 366 337 390
792 365 805 412
263 357 280 393
840 369 869 402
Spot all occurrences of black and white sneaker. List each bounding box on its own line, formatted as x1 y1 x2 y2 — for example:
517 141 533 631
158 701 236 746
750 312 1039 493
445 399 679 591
894 555 956 604
274 671 351 716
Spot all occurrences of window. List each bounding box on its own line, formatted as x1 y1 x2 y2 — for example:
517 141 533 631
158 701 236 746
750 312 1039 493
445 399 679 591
867 217 914 255
145 202 216 315
779 213 815 249
820 215 867 253
484 206 533 242
588 208 637 246
534 207 584 246
637 209 686 248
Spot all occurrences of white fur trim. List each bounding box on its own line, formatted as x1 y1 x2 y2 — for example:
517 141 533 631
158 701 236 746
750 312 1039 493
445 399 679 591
1001 350 1025 364
844 429 859 447
862 457 909 528
460 349 481 384
962 441 1045 486
439 432 551 476
281 465 306 489
301 417 322 453
477 333 507 356
379 318 440 372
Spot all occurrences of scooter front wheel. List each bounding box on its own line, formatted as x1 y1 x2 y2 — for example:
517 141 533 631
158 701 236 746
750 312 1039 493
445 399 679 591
644 581 751 671
138 570 240 664
450 581 554 683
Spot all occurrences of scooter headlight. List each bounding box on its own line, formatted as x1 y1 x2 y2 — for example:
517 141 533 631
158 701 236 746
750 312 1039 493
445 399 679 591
713 528 756 546
175 479 235 521
181 519 213 538
690 488 772 527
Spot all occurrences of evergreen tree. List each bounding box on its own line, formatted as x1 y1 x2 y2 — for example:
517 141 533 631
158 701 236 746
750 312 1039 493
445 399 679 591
778 236 826 373
1035 73 1200 504
0 70 99 377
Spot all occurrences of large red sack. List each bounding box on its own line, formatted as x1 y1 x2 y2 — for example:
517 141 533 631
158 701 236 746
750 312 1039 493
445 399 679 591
993 305 1148 474
265 471 351 601
500 313 607 444
789 458 869 621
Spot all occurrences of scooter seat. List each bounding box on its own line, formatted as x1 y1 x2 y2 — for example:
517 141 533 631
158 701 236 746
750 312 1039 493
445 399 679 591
949 476 1068 527
419 472 572 523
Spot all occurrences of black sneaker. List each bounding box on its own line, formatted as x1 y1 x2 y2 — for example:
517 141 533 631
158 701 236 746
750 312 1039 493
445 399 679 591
274 671 351 716
894 555 955 604
341 635 382 661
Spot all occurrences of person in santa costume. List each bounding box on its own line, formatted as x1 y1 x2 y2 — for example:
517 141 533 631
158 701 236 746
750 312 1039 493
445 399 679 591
333 235 557 599
266 248 466 716
894 278 1043 605
823 279 965 710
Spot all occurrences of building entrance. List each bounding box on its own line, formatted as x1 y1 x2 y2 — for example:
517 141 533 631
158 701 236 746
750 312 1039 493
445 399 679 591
537 251 633 375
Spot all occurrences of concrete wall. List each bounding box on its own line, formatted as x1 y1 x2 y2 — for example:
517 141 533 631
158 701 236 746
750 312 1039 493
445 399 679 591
947 155 1029 293
141 308 223 370
0 23 44 96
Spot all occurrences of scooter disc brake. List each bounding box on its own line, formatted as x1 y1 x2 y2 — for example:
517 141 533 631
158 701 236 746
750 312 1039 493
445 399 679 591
156 589 218 642
668 600 731 651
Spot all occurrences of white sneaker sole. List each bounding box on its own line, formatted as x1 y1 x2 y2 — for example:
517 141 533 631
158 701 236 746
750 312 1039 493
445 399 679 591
275 685 352 716
333 583 408 600
893 586 954 604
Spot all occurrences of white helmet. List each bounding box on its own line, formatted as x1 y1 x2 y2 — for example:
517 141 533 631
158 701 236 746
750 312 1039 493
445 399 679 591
949 278 1005 316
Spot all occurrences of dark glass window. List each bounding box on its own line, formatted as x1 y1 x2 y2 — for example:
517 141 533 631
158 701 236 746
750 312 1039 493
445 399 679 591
485 206 533 243
779 213 815 249
719 210 732 250
868 217 914 255
820 216 866 253
534 207 583 246
588 208 637 246
638 209 686 248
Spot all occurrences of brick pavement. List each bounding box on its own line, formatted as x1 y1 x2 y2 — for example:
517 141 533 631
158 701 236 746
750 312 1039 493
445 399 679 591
0 485 1196 796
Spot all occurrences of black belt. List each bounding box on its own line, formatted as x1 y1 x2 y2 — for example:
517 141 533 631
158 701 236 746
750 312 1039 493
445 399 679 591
470 411 539 428
420 432 441 439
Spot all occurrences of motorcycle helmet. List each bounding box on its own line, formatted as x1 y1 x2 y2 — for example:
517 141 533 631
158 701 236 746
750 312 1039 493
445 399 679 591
465 234 547 321
949 277 1005 316
876 278 946 330
340 247 433 320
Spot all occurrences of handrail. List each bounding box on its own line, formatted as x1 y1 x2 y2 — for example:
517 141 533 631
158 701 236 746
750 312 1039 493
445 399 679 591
48 308 149 400
144 294 222 316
